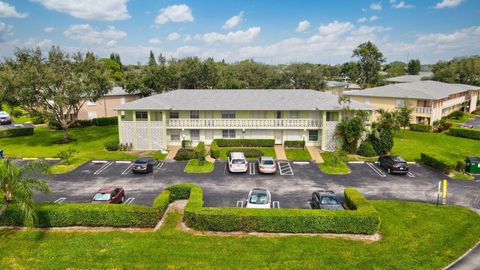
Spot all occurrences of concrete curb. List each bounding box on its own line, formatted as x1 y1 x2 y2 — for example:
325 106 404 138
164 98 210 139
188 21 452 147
443 240 480 270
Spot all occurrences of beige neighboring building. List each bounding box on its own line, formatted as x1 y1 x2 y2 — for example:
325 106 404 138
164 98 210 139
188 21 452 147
345 80 479 125
77 87 141 120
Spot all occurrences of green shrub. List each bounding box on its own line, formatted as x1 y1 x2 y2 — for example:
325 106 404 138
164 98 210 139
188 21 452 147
357 141 377 157
55 148 78 165
226 149 264 158
10 108 23 118
448 127 480 140
447 110 464 120
0 127 34 138
456 160 466 173
47 118 62 130
284 140 305 148
174 148 197 161
420 153 453 174
182 140 192 149
215 139 274 147
93 117 118 126
369 127 393 155
31 115 46 125
210 140 220 159
195 142 206 164
433 119 452 133
71 119 94 128
104 140 120 151
409 123 432 132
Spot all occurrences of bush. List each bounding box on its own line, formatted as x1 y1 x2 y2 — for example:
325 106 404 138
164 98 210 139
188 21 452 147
47 118 62 130
10 108 23 118
284 140 305 148
357 141 377 157
0 127 34 138
420 153 453 174
210 140 220 159
226 149 264 158
456 160 466 173
174 148 197 161
215 139 275 147
409 123 432 132
182 140 192 149
433 119 452 133
448 127 480 140
369 127 393 155
31 115 46 125
93 116 118 126
55 148 78 165
447 110 464 120
104 140 120 151
195 142 206 164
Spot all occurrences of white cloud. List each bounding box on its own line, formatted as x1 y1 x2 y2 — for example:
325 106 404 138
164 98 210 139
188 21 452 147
43 27 54 32
369 15 379 21
155 4 194 25
149 37 161 44
223 11 244 29
183 34 192 42
357 17 368 23
203 27 261 44
167 32 181 41
64 24 126 46
370 2 382 10
0 21 12 42
32 0 129 21
296 20 310 32
391 1 415 9
318 21 354 35
434 0 463 9
0 1 28 18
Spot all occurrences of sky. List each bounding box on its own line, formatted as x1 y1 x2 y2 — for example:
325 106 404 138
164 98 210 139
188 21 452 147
0 0 479 65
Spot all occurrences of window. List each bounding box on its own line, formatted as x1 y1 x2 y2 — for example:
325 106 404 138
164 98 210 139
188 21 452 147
135 111 148 120
309 130 319 141
221 111 235 119
86 100 96 106
326 112 339 121
288 111 299 119
395 99 406 108
169 111 179 119
170 130 180 141
252 111 266 118
276 111 282 119
190 130 200 141
222 129 236 138
120 97 126 104
87 112 97 119
190 111 199 119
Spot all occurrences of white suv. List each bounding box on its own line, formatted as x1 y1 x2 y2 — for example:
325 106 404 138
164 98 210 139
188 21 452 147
246 188 272 209
227 152 248 173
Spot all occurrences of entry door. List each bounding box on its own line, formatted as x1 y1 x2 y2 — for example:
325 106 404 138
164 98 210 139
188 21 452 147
274 130 283 144
205 130 214 143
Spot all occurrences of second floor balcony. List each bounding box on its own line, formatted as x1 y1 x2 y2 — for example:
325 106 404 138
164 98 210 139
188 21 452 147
167 118 322 129
415 107 432 115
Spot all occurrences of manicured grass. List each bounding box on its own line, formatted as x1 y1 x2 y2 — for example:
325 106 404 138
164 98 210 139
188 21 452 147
319 152 350 174
285 148 312 160
184 160 214 173
392 130 480 167
452 173 475 180
0 126 166 173
446 113 476 124
347 154 378 161
0 201 479 269
217 147 276 160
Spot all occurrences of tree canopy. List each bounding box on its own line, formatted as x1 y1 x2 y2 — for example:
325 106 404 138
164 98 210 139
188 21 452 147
352 41 386 87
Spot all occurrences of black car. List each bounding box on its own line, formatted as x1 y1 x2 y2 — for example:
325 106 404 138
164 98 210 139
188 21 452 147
311 190 344 210
378 155 409 174
132 157 158 173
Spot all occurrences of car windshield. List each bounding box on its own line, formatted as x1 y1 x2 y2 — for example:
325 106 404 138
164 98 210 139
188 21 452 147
135 160 148 164
0 112 8 117
321 196 340 205
249 191 268 204
93 193 111 201
262 160 274 165
232 159 245 164
392 156 406 162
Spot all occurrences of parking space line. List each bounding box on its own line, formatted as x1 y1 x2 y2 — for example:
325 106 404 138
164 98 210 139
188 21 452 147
54 197 66 203
155 162 164 169
124 197 135 204
366 162 386 177
236 201 244 207
92 160 108 164
93 161 114 175
278 161 294 176
272 201 280 208
115 160 132 164
121 164 134 175
249 162 255 175
224 163 227 174
407 172 415 178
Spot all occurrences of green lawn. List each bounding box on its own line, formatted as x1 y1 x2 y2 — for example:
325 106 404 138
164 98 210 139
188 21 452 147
184 160 214 173
217 147 276 160
319 152 350 174
0 201 479 269
285 148 312 160
446 113 476 124
0 126 166 173
392 130 480 166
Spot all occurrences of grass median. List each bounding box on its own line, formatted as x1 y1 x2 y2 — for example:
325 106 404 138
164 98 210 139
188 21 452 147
184 160 214 173
319 152 350 174
285 148 312 160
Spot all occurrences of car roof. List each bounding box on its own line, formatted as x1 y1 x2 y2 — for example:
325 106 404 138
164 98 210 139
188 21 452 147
314 190 336 196
96 187 121 193
230 152 245 158
136 156 154 161
251 188 269 193
260 156 274 160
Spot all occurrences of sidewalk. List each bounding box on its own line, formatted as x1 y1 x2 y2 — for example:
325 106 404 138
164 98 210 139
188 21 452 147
274 145 287 160
165 146 180 160
307 146 324 163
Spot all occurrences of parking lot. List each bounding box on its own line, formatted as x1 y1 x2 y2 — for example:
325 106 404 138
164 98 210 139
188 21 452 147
31 158 480 212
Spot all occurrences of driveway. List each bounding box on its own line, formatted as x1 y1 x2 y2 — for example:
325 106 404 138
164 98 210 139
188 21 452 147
462 115 480 129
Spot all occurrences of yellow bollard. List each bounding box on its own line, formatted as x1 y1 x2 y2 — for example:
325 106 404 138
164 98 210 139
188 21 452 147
442 179 448 205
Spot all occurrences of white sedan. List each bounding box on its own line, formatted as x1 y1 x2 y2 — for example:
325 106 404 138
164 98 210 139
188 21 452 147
245 188 272 209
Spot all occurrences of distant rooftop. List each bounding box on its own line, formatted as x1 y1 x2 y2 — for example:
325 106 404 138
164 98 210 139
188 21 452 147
105 86 139 96
385 72 433 83
326 81 362 89
115 89 374 111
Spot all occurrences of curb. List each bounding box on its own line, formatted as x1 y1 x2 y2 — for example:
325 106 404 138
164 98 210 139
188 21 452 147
443 240 480 270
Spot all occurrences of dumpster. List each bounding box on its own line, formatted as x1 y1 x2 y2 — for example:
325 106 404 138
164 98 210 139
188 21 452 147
465 156 480 174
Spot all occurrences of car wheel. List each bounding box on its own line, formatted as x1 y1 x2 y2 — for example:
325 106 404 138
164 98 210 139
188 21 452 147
387 168 391 174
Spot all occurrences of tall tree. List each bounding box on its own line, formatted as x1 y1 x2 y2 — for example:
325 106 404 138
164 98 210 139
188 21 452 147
148 50 157 66
385 61 406 77
335 116 365 153
0 160 51 224
432 56 480 86
407 59 421 75
0 47 112 141
352 41 386 87
396 104 413 129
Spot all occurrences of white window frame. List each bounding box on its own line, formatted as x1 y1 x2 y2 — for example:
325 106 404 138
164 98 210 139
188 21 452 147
221 111 236 119
169 111 179 119
87 112 97 119
326 112 339 122
170 130 181 141
135 111 148 121
396 99 406 108
190 111 199 119
190 130 200 141
309 130 319 141
222 129 236 138
120 97 126 104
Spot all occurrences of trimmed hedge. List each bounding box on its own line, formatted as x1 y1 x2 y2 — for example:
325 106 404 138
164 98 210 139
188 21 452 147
409 123 432 132
93 116 118 126
174 148 197 161
0 127 34 138
420 153 453 174
215 139 275 147
448 127 480 140
210 140 220 159
284 140 305 148
48 116 118 130
226 149 264 158
357 141 376 157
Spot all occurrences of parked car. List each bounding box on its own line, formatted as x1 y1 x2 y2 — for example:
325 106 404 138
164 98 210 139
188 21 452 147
378 155 409 175
0 111 11 125
258 156 276 174
246 188 272 208
227 152 248 173
91 187 125 204
311 190 344 210
132 157 158 173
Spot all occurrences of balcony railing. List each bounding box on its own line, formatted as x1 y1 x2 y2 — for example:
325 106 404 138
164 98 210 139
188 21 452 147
442 96 466 109
415 107 432 114
167 118 322 129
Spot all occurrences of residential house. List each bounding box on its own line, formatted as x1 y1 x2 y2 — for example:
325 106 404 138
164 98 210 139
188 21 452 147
114 89 374 151
345 80 479 124
324 81 362 96
77 87 141 120
384 71 433 84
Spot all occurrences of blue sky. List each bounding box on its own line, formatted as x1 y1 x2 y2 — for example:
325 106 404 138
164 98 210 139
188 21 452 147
0 0 479 64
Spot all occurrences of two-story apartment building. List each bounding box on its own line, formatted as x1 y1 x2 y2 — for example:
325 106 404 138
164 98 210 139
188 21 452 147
114 89 374 151
345 80 478 124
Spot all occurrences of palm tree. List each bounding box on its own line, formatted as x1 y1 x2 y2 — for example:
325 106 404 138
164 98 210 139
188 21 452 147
0 159 51 224
338 94 351 111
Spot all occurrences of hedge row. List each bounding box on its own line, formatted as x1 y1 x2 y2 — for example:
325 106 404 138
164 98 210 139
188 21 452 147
215 139 275 147
420 153 453 174
409 123 432 132
284 140 305 148
448 127 480 140
0 127 34 138
226 149 264 158
48 116 118 130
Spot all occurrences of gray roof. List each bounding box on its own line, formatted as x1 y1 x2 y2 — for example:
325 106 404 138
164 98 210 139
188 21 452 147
105 86 139 96
385 72 433 83
115 89 374 111
345 80 479 100
326 81 362 89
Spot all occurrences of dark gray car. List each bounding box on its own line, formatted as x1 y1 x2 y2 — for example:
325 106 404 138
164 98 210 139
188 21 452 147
311 190 344 210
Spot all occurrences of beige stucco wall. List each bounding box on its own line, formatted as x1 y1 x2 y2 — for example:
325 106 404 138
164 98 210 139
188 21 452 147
78 95 140 120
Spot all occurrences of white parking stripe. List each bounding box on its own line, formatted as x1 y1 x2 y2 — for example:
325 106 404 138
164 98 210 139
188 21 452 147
278 161 294 176
121 164 134 175
115 160 132 164
54 197 66 203
93 161 114 175
249 162 255 175
272 201 280 208
155 162 164 169
366 162 386 177
407 172 415 178
124 197 135 204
